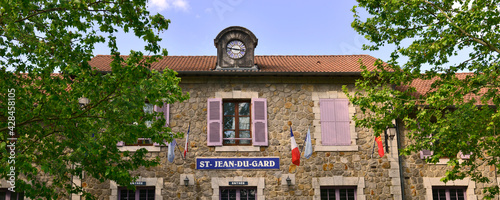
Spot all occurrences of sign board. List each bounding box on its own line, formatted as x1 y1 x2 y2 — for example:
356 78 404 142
196 157 280 170
130 181 146 186
229 181 248 186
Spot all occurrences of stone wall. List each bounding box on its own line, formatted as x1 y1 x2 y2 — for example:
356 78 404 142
81 76 401 200
399 121 499 200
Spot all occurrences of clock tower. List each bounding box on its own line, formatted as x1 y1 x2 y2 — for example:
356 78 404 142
214 26 258 70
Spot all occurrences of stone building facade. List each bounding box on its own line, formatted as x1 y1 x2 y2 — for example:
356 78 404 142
32 26 497 200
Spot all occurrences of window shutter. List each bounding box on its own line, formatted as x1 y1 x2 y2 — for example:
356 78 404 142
320 99 351 146
420 133 434 159
153 103 170 146
420 150 433 159
460 152 471 159
207 98 223 146
154 103 170 127
252 98 268 146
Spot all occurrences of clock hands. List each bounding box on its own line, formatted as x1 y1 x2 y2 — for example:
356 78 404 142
227 47 246 51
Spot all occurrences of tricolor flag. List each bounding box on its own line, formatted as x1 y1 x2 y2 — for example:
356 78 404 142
303 127 313 159
290 126 300 166
167 136 176 163
376 136 384 157
183 124 190 159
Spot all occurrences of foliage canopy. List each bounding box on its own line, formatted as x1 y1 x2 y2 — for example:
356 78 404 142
0 0 188 199
349 0 500 198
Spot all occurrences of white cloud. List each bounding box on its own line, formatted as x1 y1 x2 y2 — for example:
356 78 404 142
149 0 190 12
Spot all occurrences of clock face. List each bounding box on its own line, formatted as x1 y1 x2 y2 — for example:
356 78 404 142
226 40 246 59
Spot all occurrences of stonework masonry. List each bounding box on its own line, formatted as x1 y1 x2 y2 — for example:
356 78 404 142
76 75 500 199
78 76 402 200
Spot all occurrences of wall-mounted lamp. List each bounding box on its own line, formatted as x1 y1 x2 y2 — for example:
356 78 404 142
384 123 397 154
387 124 397 140
184 176 189 187
286 176 292 186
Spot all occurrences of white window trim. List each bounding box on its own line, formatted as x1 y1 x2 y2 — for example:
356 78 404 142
117 146 161 152
71 174 82 200
211 176 265 200
423 177 477 200
312 176 366 200
423 157 470 165
214 91 260 152
110 177 163 200
215 146 261 152
312 91 358 152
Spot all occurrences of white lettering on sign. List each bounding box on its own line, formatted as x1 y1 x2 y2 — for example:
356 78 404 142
197 158 280 169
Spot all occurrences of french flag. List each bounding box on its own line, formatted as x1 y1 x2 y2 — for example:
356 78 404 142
290 126 300 166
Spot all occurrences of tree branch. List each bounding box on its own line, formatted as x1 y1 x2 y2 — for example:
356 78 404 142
423 0 500 54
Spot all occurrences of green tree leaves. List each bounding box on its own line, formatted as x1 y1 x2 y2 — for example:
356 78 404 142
350 0 500 198
0 0 188 199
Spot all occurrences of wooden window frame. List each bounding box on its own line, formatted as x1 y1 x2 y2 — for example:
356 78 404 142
118 186 155 200
219 187 257 200
0 189 24 200
125 138 154 146
320 186 357 200
223 99 252 146
432 187 467 200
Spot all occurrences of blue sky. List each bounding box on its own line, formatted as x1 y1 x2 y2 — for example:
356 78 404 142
93 0 392 61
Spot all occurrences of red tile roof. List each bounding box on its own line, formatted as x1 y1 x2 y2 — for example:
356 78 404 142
396 73 494 105
88 55 381 74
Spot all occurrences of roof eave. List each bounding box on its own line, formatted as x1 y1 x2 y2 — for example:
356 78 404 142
175 71 362 76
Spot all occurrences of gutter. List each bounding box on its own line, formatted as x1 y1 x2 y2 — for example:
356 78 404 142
95 70 363 77
392 83 406 199
396 118 405 199
175 71 363 76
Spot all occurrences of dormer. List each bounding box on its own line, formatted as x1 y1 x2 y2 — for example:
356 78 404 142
214 26 258 70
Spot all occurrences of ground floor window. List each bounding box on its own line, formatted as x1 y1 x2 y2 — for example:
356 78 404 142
119 187 155 200
432 187 466 200
0 189 24 200
320 187 356 200
220 187 256 200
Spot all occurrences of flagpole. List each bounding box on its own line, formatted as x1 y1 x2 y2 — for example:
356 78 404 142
182 122 191 160
371 135 376 159
175 140 185 160
300 124 311 154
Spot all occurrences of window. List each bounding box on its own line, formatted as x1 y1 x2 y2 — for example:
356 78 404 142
320 187 356 200
432 187 466 200
119 187 155 200
0 189 24 200
320 99 350 146
223 100 251 145
117 103 169 147
220 187 256 200
207 98 267 147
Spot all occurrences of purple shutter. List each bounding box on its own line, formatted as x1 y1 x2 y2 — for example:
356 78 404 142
165 103 170 126
207 98 223 146
334 99 351 145
420 133 434 159
320 99 335 145
252 98 268 146
460 152 471 159
420 150 433 159
320 99 350 146
153 103 170 146
154 103 170 127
